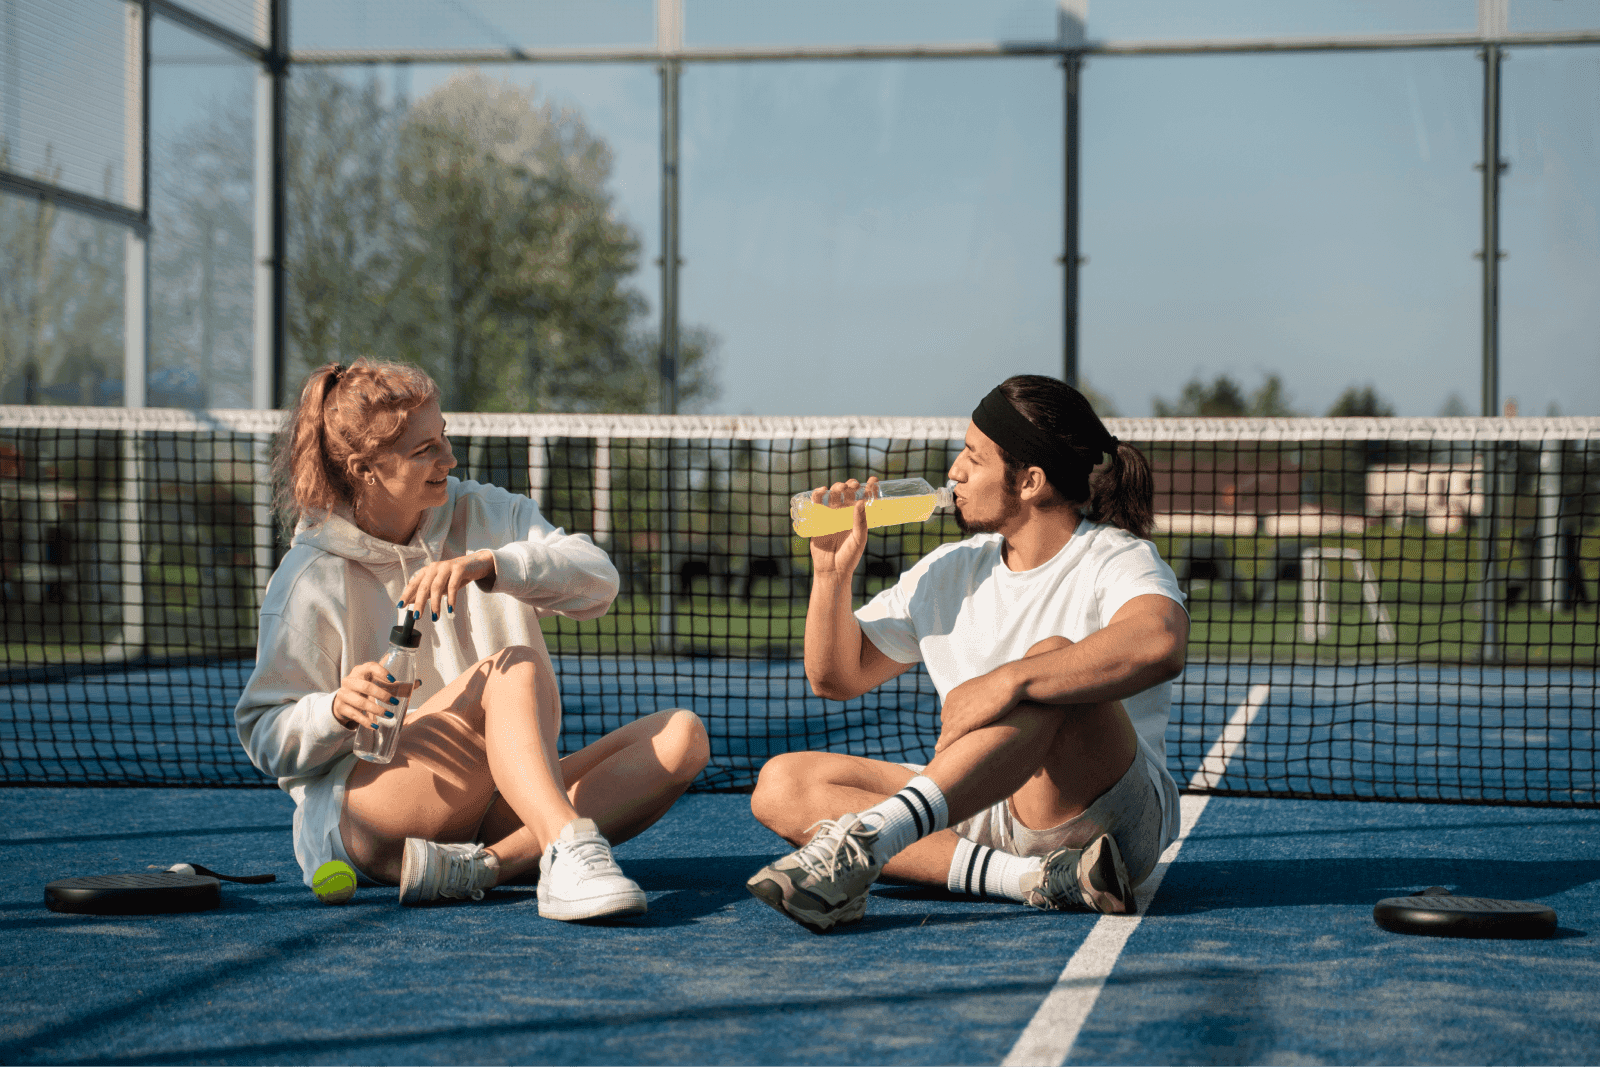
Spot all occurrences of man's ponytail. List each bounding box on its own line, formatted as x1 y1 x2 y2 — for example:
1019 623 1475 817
1087 441 1155 541
991 375 1156 540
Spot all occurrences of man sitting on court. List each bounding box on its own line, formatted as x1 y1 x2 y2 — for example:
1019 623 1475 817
746 374 1189 931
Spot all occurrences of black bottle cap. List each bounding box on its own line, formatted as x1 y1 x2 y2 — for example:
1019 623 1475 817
389 612 421 649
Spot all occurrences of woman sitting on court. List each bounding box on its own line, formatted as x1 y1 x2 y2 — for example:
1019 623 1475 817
235 358 709 920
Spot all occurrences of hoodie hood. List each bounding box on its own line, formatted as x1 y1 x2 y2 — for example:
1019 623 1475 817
290 483 458 569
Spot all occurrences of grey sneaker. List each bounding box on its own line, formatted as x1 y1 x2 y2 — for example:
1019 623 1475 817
537 818 647 921
1021 834 1137 915
746 813 885 933
399 839 499 905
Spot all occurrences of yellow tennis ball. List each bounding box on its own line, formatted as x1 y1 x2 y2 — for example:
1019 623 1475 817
312 860 357 905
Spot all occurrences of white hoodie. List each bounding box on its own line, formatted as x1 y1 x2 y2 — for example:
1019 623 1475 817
235 477 619 883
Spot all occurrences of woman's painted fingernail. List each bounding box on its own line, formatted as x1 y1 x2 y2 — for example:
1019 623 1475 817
388 697 399 706
446 603 454 614
397 600 404 608
386 674 394 683
384 710 394 719
431 612 438 621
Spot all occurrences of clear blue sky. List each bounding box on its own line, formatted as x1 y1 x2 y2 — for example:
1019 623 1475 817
162 1 1600 416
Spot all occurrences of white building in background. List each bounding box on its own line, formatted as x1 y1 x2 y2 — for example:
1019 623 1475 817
1366 460 1485 534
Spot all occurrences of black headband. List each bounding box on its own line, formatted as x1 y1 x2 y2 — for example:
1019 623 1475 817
970 386 1117 494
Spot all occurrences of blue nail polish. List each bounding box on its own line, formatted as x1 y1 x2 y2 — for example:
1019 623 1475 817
446 604 454 614
384 710 394 719
397 600 404 608
389 697 399 706
386 674 394 683
431 612 438 621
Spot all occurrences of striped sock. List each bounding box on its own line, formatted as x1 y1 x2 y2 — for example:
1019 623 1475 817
947 837 1042 902
860 775 949 860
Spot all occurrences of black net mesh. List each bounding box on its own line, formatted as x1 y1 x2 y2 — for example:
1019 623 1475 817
1 409 1596 806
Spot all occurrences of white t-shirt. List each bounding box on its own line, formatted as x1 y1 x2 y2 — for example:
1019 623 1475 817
855 517 1186 846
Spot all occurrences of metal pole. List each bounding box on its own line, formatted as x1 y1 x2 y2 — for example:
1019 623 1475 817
1062 53 1082 389
118 0 149 657
659 60 681 416
1538 441 1561 608
1479 447 1499 663
270 0 288 409
656 0 683 652
1479 43 1503 418
1477 26 1505 661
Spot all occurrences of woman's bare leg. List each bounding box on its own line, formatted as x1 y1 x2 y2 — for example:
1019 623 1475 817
476 707 711 865
341 646 707 885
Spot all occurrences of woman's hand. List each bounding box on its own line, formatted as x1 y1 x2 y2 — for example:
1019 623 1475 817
332 661 419 729
401 550 496 621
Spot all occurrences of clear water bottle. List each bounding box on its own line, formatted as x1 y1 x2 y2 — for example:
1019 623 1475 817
353 613 422 764
790 477 955 538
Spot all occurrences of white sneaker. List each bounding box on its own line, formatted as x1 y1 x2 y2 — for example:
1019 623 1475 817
537 818 647 921
398 839 499 905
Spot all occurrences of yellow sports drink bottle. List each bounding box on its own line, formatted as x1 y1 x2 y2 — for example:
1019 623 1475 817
790 477 955 538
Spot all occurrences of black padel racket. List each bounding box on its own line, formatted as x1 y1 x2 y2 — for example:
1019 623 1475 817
1374 887 1557 939
47 872 221 915
45 864 275 915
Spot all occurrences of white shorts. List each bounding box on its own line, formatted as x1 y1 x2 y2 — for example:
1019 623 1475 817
906 745 1173 888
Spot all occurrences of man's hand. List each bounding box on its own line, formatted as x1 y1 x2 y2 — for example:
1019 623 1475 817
806 477 877 579
934 636 1071 752
934 667 1022 752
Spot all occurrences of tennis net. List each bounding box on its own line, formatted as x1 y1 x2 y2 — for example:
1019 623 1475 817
2 407 1596 805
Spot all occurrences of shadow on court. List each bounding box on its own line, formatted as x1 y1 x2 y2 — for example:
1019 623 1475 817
1150 857 1600 921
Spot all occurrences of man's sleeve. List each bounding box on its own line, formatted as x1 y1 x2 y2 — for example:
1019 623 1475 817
854 574 923 665
1096 538 1187 625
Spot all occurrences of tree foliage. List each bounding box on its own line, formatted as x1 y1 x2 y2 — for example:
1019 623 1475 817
1152 373 1298 417
285 69 715 413
1326 384 1395 417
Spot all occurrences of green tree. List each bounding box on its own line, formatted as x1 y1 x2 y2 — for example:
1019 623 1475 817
282 69 716 413
1326 384 1395 417
1153 373 1297 417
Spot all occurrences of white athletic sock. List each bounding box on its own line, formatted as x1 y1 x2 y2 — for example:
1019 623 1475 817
860 775 949 860
947 837 1042 903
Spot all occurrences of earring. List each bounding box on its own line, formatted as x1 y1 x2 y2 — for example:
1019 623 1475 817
366 475 376 486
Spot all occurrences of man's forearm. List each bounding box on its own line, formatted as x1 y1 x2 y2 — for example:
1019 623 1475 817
803 570 866 700
1006 607 1187 708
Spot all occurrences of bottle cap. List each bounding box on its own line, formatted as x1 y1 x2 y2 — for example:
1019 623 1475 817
389 612 421 648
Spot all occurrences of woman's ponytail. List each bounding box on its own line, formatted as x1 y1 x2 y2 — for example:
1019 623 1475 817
270 359 440 532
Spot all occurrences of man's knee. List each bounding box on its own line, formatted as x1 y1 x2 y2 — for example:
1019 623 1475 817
751 752 815 832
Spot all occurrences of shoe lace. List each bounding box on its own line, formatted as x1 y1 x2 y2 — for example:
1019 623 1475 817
560 834 622 876
791 814 879 882
1038 848 1083 907
443 845 487 900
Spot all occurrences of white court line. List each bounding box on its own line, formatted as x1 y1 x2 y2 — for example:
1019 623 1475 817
1002 683 1271 1067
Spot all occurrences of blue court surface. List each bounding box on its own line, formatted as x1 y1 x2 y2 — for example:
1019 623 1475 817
2 786 1597 1065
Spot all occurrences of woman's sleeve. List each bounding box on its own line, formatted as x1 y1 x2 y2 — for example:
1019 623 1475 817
234 609 353 780
482 491 620 620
